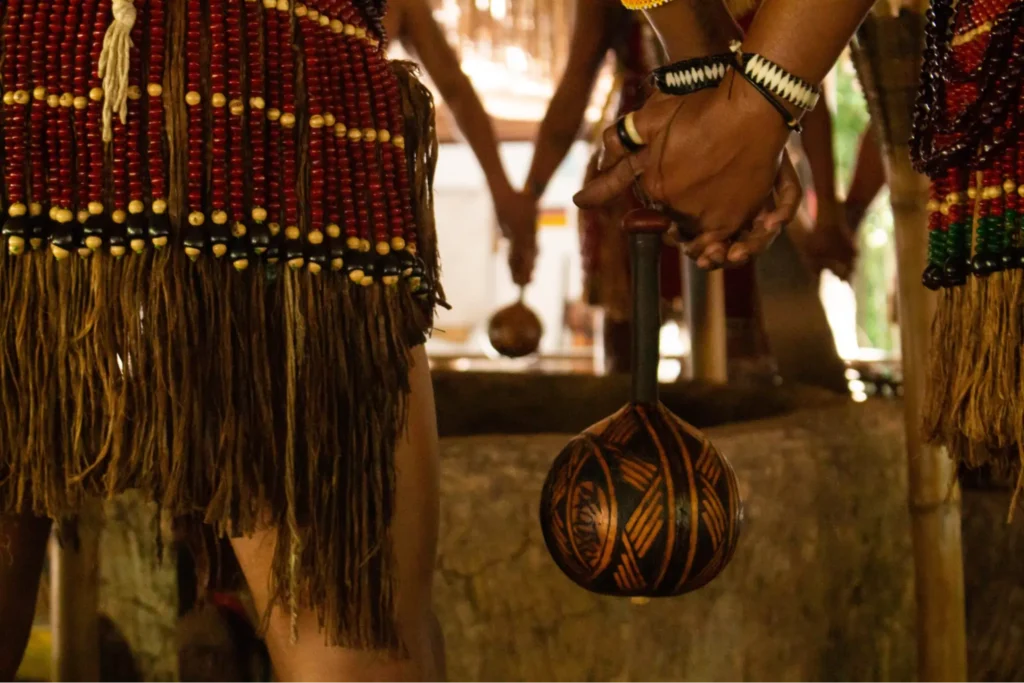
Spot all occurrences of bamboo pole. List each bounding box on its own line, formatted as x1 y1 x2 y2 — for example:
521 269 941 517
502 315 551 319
49 499 102 682
684 260 728 383
850 5 968 680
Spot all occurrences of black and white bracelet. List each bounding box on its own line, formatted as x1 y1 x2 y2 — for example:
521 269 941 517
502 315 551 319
651 54 731 96
729 41 820 112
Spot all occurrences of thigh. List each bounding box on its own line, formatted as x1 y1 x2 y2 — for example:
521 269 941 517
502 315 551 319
231 344 441 682
0 514 51 680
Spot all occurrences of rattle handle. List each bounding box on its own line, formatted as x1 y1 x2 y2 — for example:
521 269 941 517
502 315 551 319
625 210 670 405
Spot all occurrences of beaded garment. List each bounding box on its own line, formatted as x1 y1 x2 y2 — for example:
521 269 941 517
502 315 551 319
912 0 1024 478
0 0 440 648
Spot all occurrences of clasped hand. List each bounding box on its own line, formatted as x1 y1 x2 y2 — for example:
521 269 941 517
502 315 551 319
574 80 802 269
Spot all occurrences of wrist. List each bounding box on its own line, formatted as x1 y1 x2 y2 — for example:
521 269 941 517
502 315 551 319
721 74 794 144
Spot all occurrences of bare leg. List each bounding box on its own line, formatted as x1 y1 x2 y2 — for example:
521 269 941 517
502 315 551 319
231 345 443 682
0 514 51 680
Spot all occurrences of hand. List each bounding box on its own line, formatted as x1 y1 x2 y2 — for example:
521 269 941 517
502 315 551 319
807 201 858 280
574 78 794 267
494 188 539 286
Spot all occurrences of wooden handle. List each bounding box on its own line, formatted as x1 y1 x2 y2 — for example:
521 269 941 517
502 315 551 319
627 210 667 405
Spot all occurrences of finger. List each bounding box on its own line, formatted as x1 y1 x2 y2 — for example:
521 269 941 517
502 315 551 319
598 105 661 173
574 148 650 209
764 154 803 230
727 221 783 263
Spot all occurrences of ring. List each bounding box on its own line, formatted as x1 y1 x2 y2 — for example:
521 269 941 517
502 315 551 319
616 112 645 153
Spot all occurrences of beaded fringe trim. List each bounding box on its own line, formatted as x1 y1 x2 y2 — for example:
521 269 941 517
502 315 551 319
0 0 442 650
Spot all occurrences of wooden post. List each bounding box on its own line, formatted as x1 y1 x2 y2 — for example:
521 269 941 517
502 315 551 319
851 5 968 680
684 259 728 383
50 499 102 682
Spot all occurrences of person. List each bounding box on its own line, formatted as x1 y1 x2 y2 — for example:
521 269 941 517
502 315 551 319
383 0 535 244
575 0 879 266
0 1 877 680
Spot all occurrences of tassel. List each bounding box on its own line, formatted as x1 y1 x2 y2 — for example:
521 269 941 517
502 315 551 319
97 0 136 143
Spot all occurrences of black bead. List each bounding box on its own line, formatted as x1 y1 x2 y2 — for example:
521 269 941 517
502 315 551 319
284 238 304 263
29 214 47 244
1001 250 1017 269
972 253 998 276
210 222 230 255
107 218 127 251
126 212 147 239
228 238 250 265
249 223 271 254
395 248 416 278
148 212 171 241
944 257 967 286
3 214 29 238
378 252 401 284
922 264 944 290
51 221 74 251
307 244 328 270
183 225 206 253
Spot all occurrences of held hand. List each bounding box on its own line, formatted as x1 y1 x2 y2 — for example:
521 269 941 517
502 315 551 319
574 78 793 266
496 189 539 286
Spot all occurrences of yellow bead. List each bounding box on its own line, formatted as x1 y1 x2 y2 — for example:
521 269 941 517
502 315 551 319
29 202 42 217
49 206 58 220
130 239 146 253
1004 180 1017 193
211 93 227 108
59 93 74 107
294 3 307 16
77 210 90 223
212 243 228 258
334 122 347 137
363 128 377 143
308 230 324 245
33 87 47 101
331 257 343 271
234 259 250 272
319 14 330 27
263 0 275 8
129 200 145 214
376 241 390 255
331 19 344 33
73 96 88 110
88 201 104 215
393 135 405 150
8 236 25 255
281 113 296 128
188 212 205 227
326 223 341 238
152 198 168 214
285 226 300 240
186 91 202 106
85 235 103 250
112 209 127 224
232 222 247 238
324 112 336 127
348 128 362 142
288 257 305 270
310 114 325 129
344 23 356 36
14 90 31 105
127 85 142 100
230 99 244 116
2 91 14 106
56 209 74 223
391 236 406 251
307 262 322 275
250 96 266 110
355 27 366 39
967 187 977 199
89 87 103 102
359 239 370 253
308 9 319 20
378 129 391 143
148 83 163 97
276 0 289 10
252 207 268 222
267 108 281 122
269 222 281 236
47 95 59 108
346 236 361 250
212 210 228 225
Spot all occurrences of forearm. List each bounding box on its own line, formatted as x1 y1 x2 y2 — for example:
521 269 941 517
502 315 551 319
743 0 875 88
800 97 839 213
445 77 513 199
644 0 741 60
525 92 590 198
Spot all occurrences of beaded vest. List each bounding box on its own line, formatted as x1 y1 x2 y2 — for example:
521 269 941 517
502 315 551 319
0 0 440 649
912 0 1024 476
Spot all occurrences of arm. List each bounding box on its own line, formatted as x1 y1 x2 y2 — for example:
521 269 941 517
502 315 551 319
800 92 839 218
523 0 620 200
398 0 513 207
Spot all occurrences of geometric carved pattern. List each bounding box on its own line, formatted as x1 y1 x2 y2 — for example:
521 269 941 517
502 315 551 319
540 401 742 598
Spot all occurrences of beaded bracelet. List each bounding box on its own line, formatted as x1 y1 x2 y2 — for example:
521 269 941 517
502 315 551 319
730 41 819 112
621 0 674 9
651 54 731 96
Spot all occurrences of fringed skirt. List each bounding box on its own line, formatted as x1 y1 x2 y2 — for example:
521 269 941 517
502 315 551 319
0 0 441 649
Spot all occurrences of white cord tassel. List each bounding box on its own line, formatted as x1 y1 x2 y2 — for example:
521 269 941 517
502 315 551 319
97 0 136 143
